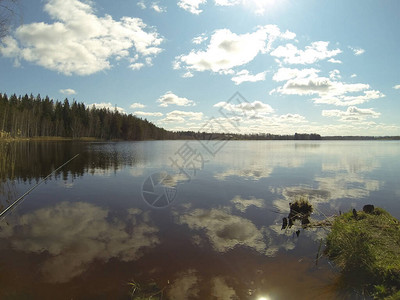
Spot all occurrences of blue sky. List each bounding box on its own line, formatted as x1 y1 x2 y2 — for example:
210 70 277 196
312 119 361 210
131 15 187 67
0 0 399 135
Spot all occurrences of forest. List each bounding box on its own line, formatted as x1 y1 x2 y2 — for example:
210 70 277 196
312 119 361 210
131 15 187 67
0 93 172 140
2 92 397 141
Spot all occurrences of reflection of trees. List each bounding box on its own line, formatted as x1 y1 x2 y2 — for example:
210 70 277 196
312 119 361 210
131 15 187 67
0 142 17 209
294 142 321 149
0 142 16 180
0 141 148 211
0 141 148 183
1 141 84 183
0 180 16 212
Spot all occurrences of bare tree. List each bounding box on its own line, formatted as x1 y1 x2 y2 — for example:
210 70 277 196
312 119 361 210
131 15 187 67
0 0 19 39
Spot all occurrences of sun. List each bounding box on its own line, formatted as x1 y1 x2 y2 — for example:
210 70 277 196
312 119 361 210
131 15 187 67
243 0 281 15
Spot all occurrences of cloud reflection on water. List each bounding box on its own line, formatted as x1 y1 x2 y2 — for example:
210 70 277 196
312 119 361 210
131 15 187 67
214 166 274 181
167 269 238 299
315 173 380 200
231 195 265 212
176 207 268 254
0 202 159 282
174 201 302 258
167 269 199 299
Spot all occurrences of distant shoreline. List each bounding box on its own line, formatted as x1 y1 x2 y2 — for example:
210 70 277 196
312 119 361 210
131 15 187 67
1 135 399 142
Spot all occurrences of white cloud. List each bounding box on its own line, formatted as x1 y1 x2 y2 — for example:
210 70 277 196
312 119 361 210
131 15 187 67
231 69 267 85
145 56 153 66
314 122 399 136
270 41 341 65
272 67 320 82
175 25 295 75
88 102 125 113
214 0 241 6
129 102 146 109
329 69 341 80
215 0 284 15
0 36 19 57
192 33 208 44
134 111 163 117
180 114 399 136
137 1 166 12
278 113 307 123
160 107 310 133
0 0 164 75
137 1 146 9
157 91 196 107
214 100 274 114
129 62 145 70
182 71 194 78
59 88 76 95
151 3 166 13
393 84 400 90
178 0 207 14
351 73 357 78
281 77 332 95
314 89 384 106
177 0 285 15
271 68 385 106
322 106 381 121
328 58 342 64
212 100 277 130
350 47 365 56
161 110 203 123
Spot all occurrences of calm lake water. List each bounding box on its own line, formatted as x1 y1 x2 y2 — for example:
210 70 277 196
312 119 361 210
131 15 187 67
1 140 399 299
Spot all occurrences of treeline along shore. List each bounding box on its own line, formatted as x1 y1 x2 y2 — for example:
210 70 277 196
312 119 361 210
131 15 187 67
0 93 172 140
1 93 399 141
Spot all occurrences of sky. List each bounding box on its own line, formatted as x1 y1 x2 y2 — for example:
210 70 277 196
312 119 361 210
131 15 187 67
0 0 399 136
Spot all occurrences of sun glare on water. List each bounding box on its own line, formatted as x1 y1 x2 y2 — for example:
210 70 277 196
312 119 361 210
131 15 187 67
258 296 272 300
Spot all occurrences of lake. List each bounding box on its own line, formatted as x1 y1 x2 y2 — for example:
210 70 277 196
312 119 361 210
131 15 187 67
1 140 399 299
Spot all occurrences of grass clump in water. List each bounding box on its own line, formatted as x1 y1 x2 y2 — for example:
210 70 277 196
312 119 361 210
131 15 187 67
128 279 166 299
324 207 400 298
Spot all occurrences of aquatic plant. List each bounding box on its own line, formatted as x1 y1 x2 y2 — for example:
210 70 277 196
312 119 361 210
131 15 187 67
282 197 313 231
128 279 166 300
